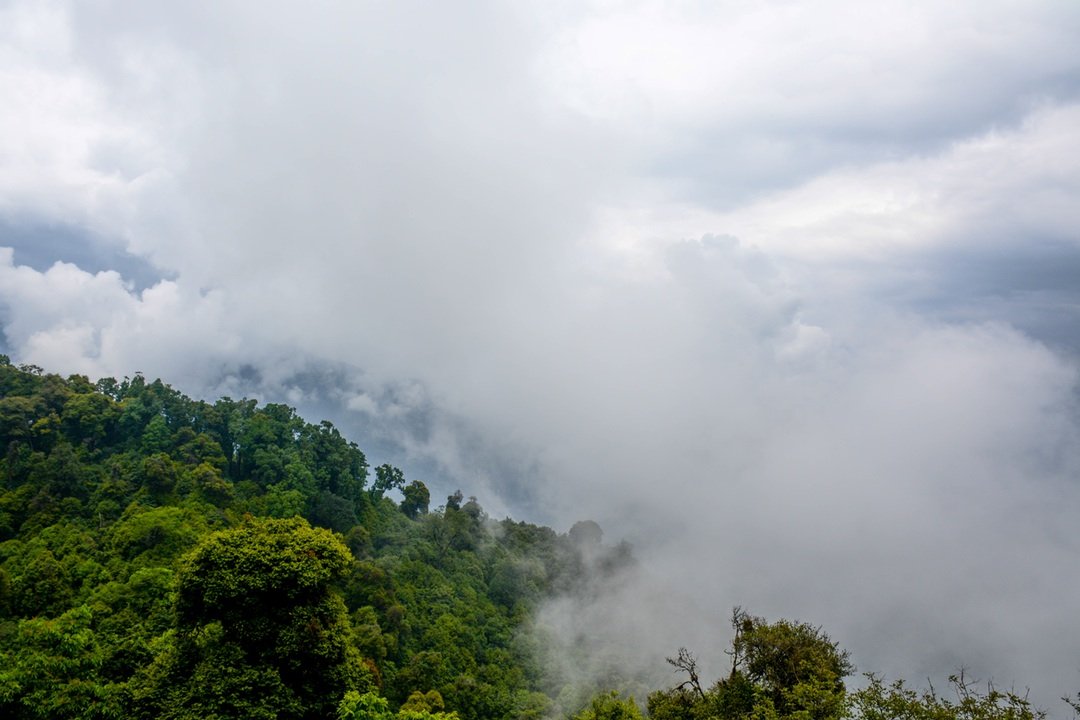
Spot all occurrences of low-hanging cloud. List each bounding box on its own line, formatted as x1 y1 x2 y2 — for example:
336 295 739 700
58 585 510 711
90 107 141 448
3 0 1080 713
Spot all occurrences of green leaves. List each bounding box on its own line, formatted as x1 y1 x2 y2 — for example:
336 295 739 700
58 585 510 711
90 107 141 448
0 605 123 719
572 691 644 720
852 673 1045 720
643 613 1052 720
175 517 351 626
338 690 462 720
339 691 394 720
648 611 853 720
372 465 405 500
400 481 430 520
731 610 853 720
3 361 588 719
140 517 371 719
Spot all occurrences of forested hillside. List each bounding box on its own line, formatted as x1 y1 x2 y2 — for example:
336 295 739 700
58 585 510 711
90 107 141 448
0 359 1059 719
0 358 635 719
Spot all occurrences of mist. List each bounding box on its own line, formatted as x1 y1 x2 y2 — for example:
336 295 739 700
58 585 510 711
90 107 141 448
3 0 1080 712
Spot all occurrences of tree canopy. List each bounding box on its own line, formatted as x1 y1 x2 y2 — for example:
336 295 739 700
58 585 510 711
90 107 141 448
132 517 372 719
0 359 626 719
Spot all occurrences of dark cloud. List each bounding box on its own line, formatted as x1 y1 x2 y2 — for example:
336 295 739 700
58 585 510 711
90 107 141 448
897 241 1080 354
0 217 169 291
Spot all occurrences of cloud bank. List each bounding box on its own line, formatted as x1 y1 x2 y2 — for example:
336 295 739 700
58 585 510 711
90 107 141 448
3 0 1080 710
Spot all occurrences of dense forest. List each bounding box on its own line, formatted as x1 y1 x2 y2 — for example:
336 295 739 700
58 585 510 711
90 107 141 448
0 358 1062 719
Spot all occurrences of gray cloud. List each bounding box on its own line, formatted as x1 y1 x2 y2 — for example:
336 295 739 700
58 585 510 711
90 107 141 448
3 0 1080 713
0 217 168 291
541 0 1080 206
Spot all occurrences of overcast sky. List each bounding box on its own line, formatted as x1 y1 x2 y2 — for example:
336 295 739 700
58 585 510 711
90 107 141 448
3 0 1080 710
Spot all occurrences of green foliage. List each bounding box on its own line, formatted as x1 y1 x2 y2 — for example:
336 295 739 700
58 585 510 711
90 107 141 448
647 610 852 720
0 605 121 719
401 689 448 714
339 691 394 720
0 361 750 718
108 505 206 566
731 609 853 720
572 691 644 720
401 480 430 519
373 464 405 500
134 629 305 720
851 672 1045 720
135 517 371 719
0 362 393 718
338 690 461 720
641 612 1051 720
174 517 351 623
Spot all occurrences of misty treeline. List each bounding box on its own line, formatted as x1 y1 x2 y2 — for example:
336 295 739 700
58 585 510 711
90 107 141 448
0 358 1068 719
581 609 1051 720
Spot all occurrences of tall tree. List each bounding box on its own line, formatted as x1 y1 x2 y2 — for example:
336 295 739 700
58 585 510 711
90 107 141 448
400 481 430 519
133 517 372 719
648 609 852 720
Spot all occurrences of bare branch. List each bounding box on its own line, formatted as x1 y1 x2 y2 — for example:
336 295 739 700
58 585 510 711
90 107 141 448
667 647 706 700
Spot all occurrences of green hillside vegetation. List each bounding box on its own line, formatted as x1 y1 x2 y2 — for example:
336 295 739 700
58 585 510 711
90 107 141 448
0 358 1056 720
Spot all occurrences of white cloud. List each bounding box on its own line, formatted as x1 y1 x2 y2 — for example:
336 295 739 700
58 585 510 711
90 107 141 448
0 0 185 250
587 100 1080 275
0 248 243 388
345 391 378 416
538 1 1080 158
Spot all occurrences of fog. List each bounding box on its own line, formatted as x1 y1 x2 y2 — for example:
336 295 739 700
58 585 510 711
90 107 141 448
3 0 1080 711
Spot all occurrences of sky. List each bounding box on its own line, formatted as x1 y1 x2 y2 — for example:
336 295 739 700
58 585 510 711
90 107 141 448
3 0 1080 709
